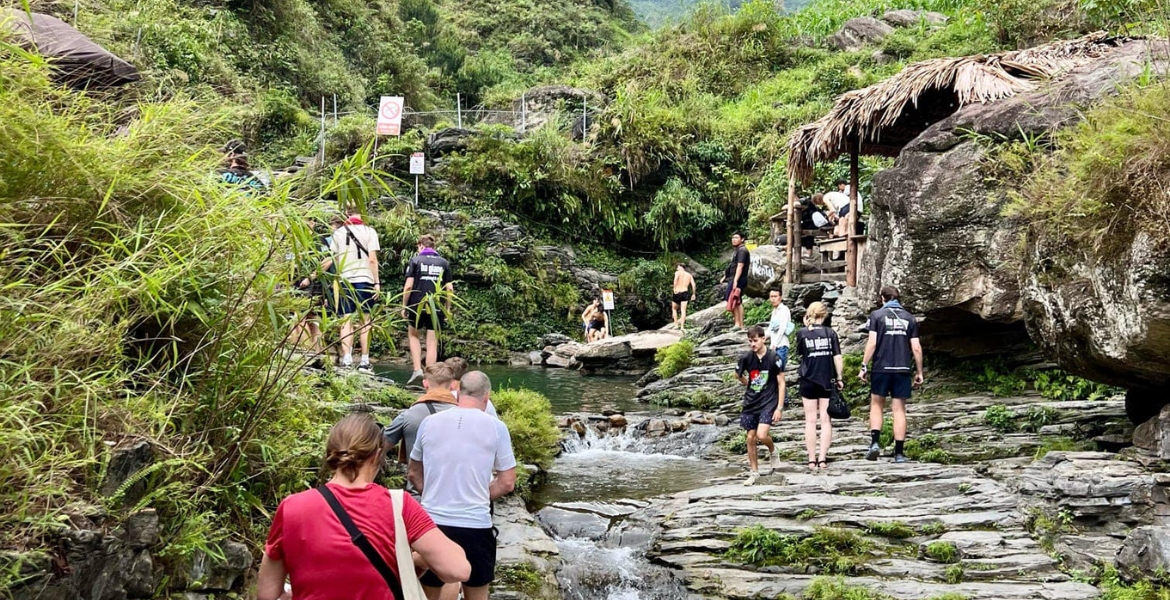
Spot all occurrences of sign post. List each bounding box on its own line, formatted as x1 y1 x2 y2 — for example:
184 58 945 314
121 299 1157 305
409 152 425 207
601 289 615 337
376 96 404 136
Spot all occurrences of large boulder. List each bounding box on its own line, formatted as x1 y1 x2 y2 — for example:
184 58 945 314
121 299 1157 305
744 245 786 297
1133 404 1170 460
1116 526 1170 580
862 39 1170 403
574 330 683 373
881 9 947 27
826 17 894 52
483 85 606 136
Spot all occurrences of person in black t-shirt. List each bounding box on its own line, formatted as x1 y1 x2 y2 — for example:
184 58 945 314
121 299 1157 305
795 302 842 471
721 232 751 329
735 325 784 486
859 285 924 463
402 234 454 385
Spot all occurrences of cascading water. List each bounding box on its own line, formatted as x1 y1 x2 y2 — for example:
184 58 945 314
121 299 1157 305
535 421 738 600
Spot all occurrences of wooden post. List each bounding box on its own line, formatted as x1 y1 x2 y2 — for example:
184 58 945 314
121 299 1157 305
846 138 860 288
785 178 797 284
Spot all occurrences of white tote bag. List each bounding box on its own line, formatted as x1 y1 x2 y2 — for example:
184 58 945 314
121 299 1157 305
389 489 429 600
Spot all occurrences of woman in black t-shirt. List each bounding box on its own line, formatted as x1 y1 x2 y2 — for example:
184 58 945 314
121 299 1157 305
795 302 843 471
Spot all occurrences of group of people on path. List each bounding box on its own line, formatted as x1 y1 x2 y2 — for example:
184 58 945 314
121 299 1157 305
257 361 515 600
294 208 453 385
734 284 924 485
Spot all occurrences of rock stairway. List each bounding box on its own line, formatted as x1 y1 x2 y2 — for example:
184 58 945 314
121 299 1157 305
648 458 1099 599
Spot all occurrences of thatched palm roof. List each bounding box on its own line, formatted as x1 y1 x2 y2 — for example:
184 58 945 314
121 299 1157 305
787 32 1123 184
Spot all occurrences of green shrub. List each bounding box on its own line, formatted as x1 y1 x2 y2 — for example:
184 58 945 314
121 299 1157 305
983 404 1017 433
725 526 871 574
1032 369 1122 402
490 388 561 471
945 563 965 584
866 521 917 539
903 434 954 464
1022 405 1058 433
919 522 948 536
841 354 869 408
925 541 960 564
656 340 695 378
1033 436 1094 459
803 577 891 600
1098 564 1170 600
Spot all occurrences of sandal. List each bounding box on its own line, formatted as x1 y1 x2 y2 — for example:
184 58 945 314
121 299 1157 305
817 460 828 470
807 461 817 471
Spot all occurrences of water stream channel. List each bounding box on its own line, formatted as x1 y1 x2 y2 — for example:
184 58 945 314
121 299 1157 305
374 364 737 599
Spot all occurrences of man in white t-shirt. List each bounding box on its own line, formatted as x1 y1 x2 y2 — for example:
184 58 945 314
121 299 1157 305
766 288 792 412
319 208 380 370
409 371 516 600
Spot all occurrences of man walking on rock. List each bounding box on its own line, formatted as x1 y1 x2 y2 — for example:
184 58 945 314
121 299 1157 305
671 263 697 332
766 288 792 409
410 371 516 600
860 285 924 463
383 363 457 477
320 208 380 371
403 234 454 384
722 232 750 329
736 325 784 485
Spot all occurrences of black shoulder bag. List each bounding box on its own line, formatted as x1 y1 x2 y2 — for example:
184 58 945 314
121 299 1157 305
317 486 405 599
827 382 851 420
342 225 370 260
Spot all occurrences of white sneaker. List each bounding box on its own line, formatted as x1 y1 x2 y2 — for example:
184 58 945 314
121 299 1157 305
743 471 759 486
770 452 781 471
406 369 423 384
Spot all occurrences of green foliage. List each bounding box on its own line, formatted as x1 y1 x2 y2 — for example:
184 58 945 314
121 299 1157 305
841 354 868 407
1022 405 1058 433
903 434 953 464
0 55 385 574
1012 80 1170 256
879 416 894 448
919 522 948 536
797 509 821 521
495 563 545 595
1026 507 1076 552
945 563 965 584
725 525 871 574
649 388 725 409
1099 565 1170 600
970 361 1028 397
925 541 960 564
1032 369 1122 401
1033 436 1094 459
803 577 892 600
743 299 775 327
865 521 918 539
490 388 561 471
983 404 1018 433
644 178 724 249
656 340 696 378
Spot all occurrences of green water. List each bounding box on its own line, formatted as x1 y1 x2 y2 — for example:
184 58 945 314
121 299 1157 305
372 363 644 414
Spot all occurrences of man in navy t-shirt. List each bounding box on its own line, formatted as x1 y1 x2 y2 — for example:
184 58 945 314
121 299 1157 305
735 325 784 485
402 234 454 384
859 285 924 463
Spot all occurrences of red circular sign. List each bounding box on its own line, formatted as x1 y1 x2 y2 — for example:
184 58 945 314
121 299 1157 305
380 99 402 120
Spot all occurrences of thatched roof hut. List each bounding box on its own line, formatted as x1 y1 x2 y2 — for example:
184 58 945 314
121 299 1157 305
786 32 1124 184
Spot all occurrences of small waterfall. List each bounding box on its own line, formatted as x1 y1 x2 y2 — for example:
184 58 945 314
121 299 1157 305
561 425 649 454
555 537 688 600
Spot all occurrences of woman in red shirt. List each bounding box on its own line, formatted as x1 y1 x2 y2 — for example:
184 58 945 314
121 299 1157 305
257 413 470 600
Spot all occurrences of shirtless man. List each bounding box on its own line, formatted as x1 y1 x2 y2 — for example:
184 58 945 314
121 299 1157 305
671 264 697 332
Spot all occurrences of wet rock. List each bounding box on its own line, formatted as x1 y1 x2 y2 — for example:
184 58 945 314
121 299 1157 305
609 414 628 428
646 419 667 436
575 330 683 373
826 17 894 52
180 541 252 591
635 368 661 388
124 509 159 549
669 419 689 432
536 507 610 540
125 551 154 597
1116 525 1170 580
715 414 730 426
100 438 153 504
545 342 581 369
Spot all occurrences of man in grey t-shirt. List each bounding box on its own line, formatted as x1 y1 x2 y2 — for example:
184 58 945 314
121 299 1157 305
410 371 516 600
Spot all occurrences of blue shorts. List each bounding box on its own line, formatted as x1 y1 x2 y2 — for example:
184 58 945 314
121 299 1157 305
871 372 912 400
776 346 789 370
740 400 779 431
336 282 377 315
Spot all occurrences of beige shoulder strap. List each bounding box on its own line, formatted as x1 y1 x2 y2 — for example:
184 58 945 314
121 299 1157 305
388 489 428 600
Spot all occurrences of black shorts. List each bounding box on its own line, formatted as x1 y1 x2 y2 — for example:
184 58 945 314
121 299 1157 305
405 303 448 331
799 380 833 400
672 291 691 303
740 400 779 431
420 525 496 588
590 320 605 331
871 372 912 400
336 282 377 316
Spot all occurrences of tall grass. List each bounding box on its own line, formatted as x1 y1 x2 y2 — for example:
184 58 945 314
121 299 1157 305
0 51 388 584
